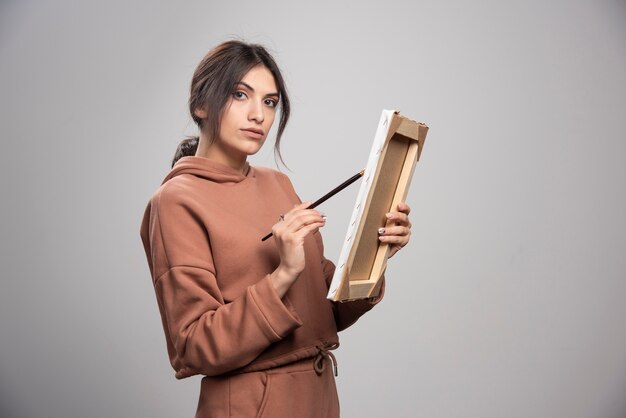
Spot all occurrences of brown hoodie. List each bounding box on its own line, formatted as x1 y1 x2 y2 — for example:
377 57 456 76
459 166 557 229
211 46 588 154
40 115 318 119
140 156 383 379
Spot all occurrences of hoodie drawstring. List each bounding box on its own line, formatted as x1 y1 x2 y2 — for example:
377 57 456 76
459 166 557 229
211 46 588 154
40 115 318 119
314 342 339 377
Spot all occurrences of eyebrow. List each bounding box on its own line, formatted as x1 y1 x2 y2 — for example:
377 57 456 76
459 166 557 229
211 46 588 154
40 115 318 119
235 81 279 97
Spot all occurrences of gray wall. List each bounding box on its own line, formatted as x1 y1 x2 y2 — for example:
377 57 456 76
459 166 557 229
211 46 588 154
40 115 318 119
1 1 625 417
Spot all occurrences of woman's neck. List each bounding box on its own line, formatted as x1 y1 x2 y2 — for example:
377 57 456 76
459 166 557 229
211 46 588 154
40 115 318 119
195 136 248 175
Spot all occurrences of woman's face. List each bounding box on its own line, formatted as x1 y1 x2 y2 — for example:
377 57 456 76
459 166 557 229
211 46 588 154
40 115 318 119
211 65 279 165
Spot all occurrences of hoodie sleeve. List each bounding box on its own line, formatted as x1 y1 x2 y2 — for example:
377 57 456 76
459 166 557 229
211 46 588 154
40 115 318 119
141 184 302 378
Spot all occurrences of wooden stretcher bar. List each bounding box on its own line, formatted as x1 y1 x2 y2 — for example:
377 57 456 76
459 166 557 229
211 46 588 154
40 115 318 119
329 111 428 301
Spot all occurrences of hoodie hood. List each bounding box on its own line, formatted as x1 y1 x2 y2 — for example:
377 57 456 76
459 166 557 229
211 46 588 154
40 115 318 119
162 156 252 185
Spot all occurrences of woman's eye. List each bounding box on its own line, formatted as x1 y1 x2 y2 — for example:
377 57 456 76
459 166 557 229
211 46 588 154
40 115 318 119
264 98 278 108
233 91 247 100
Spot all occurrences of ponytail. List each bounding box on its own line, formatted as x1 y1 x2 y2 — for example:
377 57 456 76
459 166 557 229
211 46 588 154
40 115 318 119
171 136 199 168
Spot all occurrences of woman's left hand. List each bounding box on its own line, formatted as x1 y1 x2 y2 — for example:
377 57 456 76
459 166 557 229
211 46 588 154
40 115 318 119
378 202 412 258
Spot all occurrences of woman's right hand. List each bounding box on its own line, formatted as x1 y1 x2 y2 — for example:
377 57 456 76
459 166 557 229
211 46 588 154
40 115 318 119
270 202 326 297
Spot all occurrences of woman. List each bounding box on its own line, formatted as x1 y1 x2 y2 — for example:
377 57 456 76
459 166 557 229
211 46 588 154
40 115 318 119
140 40 412 418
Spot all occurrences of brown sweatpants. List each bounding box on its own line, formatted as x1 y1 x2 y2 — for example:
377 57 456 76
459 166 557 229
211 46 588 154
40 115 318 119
195 356 340 418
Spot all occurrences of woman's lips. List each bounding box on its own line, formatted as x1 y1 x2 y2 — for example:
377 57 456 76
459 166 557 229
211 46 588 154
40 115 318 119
241 128 264 140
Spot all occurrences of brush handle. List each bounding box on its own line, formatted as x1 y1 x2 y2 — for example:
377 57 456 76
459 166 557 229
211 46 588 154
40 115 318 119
261 170 364 242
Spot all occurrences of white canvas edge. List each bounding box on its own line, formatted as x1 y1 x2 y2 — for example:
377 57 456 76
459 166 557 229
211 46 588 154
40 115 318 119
327 109 396 300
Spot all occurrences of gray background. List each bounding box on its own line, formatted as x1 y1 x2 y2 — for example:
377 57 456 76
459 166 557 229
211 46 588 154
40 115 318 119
1 0 625 417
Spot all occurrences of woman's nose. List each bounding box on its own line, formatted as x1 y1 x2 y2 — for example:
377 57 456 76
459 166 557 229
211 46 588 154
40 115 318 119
248 100 264 123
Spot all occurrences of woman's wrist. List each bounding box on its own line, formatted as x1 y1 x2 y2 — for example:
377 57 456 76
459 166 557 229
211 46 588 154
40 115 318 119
270 265 300 298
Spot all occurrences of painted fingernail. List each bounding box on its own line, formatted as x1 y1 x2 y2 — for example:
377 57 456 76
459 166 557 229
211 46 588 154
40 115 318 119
378 228 385 235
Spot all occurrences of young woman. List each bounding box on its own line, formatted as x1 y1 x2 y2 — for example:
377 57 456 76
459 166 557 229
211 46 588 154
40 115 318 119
140 40 412 418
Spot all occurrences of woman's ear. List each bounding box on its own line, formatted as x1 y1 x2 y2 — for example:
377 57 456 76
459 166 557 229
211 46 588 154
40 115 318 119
193 107 208 119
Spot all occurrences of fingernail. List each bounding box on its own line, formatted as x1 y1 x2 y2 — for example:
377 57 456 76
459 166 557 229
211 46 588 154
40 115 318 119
386 213 393 219
322 215 327 222
378 228 385 235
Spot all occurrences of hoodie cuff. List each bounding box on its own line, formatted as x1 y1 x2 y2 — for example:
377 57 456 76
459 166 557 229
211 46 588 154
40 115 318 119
249 275 303 339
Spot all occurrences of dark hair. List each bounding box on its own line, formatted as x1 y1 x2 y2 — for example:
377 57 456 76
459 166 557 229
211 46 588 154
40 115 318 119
171 40 291 167
171 136 199 168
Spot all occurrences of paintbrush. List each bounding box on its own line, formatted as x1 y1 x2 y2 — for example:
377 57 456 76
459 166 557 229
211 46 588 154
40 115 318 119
261 169 365 241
